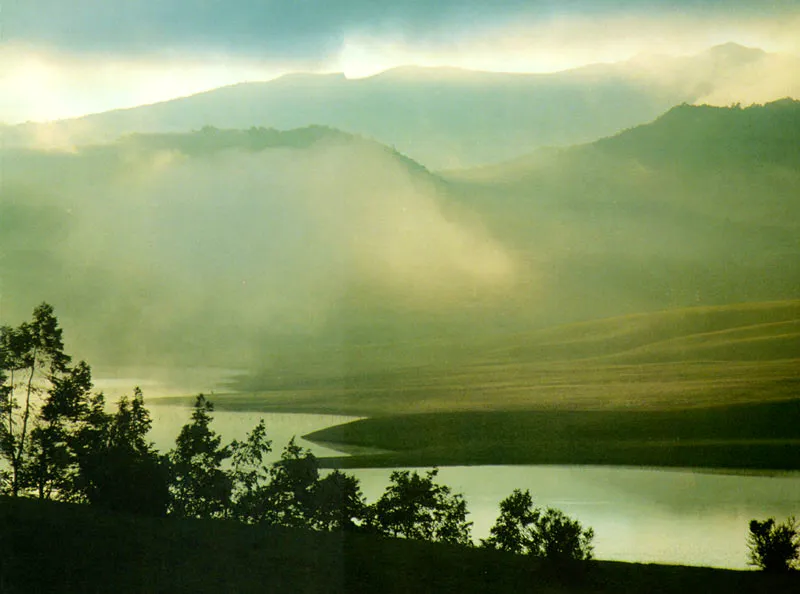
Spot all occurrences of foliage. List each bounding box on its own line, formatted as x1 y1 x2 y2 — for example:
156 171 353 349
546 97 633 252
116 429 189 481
372 468 472 545
309 470 367 531
74 388 170 516
228 419 273 522
27 361 94 500
532 508 595 562
0 303 93 499
168 394 232 518
481 488 538 553
747 517 800 572
259 437 320 527
483 489 594 562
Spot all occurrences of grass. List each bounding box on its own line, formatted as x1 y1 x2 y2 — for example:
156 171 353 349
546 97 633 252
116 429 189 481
150 301 800 470
185 301 800 417
2 496 798 594
196 358 800 417
305 400 800 470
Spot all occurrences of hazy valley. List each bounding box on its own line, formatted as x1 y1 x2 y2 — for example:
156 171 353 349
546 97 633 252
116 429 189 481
3 11 800 583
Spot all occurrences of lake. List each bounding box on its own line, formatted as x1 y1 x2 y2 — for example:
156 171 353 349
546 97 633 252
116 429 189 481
147 402 800 570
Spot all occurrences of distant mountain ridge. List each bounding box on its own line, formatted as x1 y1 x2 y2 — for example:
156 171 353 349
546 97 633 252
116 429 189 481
6 43 799 168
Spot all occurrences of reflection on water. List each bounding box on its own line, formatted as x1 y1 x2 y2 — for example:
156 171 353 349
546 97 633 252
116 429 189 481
147 404 799 569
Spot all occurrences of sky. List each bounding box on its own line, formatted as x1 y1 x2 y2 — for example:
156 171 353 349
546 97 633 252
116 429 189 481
2 0 800 123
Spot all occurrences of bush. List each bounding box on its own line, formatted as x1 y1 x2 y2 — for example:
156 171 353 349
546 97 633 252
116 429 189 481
747 516 800 572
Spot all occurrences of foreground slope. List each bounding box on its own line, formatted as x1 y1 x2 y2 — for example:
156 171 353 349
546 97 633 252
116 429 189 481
2 496 797 594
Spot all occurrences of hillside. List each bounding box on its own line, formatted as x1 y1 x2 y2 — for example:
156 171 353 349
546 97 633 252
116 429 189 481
217 300 798 418
594 98 800 168
490 300 800 364
443 99 800 327
7 44 799 168
4 100 799 378
2 496 797 594
0 126 517 368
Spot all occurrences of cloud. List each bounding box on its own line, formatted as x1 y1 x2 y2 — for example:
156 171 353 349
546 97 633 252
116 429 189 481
7 1 798 59
3 2 799 123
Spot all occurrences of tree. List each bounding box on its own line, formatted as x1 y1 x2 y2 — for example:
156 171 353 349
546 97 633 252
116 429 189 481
481 488 538 553
747 517 800 572
260 437 320 527
532 508 594 562
167 394 232 518
310 470 367 532
26 361 93 499
228 419 273 523
372 468 472 545
483 489 594 562
0 303 90 498
74 388 170 516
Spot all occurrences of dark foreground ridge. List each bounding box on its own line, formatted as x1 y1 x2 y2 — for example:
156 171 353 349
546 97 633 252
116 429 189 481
2 496 796 594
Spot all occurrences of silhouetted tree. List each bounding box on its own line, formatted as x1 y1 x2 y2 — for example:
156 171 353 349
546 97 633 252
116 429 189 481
228 419 273 523
532 508 594 562
372 468 472 545
310 470 367 531
75 388 169 516
26 361 93 499
168 394 232 518
483 489 594 562
481 488 538 553
0 303 92 498
0 349 9 491
747 516 800 572
260 437 320 527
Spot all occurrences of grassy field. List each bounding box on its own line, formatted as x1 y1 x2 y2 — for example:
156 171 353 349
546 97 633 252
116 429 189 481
193 301 800 417
2 496 798 594
151 301 800 469
197 358 799 417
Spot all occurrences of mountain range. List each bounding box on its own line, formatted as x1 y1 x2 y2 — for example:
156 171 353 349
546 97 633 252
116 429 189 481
5 43 800 169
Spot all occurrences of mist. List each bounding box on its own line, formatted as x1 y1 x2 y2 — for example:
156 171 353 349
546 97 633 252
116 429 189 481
1 131 520 369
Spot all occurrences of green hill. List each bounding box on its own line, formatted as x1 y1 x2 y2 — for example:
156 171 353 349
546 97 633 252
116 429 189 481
594 98 800 168
491 300 800 364
4 100 800 378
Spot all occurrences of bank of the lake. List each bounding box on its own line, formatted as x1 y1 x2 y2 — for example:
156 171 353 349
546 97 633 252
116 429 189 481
2 495 798 594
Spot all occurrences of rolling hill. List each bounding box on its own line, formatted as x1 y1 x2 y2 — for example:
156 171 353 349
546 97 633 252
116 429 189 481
223 300 799 416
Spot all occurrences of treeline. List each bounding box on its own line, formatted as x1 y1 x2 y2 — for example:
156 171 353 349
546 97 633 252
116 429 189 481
0 303 594 564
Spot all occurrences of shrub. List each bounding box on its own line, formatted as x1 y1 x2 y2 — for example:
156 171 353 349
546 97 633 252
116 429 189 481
747 516 800 572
